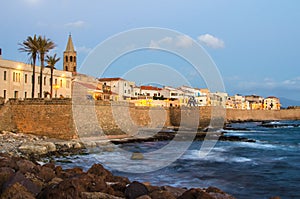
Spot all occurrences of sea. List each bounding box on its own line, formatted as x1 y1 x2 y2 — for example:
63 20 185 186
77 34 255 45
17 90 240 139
54 120 300 199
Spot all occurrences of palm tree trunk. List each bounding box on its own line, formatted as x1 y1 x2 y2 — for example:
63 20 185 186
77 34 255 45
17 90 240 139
50 67 53 98
32 58 36 98
39 53 44 98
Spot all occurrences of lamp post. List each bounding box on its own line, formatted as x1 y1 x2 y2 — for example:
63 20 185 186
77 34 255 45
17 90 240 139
53 84 60 98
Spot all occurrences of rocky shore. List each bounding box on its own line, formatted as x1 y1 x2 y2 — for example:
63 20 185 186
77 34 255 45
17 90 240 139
0 130 283 199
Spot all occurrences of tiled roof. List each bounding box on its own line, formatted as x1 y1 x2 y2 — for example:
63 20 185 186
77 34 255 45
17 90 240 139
140 86 162 91
98 77 125 81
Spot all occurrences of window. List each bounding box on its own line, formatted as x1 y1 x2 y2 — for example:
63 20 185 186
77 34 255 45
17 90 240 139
60 79 63 87
13 72 21 82
38 76 40 84
49 78 52 85
65 56 68 62
66 66 68 71
14 91 18 98
3 90 6 99
24 92 27 98
3 71 7 81
70 56 73 62
124 90 126 93
74 56 76 62
55 79 57 85
66 80 70 88
24 74 27 83
44 77 46 85
73 66 76 71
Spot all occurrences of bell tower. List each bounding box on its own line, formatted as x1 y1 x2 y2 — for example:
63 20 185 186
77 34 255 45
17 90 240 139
63 34 77 72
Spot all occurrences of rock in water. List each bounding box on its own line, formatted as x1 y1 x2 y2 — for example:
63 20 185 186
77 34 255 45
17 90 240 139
125 181 149 199
131 152 144 160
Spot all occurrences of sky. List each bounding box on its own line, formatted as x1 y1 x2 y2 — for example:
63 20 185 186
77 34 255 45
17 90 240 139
1 0 300 102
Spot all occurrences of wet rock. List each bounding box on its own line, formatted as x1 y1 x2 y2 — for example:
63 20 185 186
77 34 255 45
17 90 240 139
0 156 18 170
162 186 187 198
205 187 235 199
149 190 176 199
125 181 149 199
0 182 35 199
81 192 124 199
47 177 63 186
178 188 214 199
131 152 144 160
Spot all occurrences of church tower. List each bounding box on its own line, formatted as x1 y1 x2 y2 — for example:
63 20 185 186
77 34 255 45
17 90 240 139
63 34 77 72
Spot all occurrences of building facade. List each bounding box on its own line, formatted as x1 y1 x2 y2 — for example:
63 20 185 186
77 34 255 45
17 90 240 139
0 59 72 100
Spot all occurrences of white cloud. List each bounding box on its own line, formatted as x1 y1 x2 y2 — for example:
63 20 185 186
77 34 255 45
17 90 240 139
176 35 193 48
65 20 86 28
149 37 173 48
198 34 225 49
76 46 92 54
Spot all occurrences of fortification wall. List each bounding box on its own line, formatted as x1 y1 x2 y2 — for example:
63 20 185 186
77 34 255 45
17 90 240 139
0 99 299 139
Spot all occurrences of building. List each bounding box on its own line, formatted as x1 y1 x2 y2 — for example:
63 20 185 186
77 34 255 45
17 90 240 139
97 77 134 101
0 59 72 101
227 94 250 109
245 95 264 110
264 96 281 110
140 85 162 99
63 34 77 73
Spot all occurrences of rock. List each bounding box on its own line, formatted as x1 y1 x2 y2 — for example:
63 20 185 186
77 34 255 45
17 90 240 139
131 152 144 160
19 144 48 155
0 182 35 199
178 188 214 199
73 142 82 149
87 164 113 180
16 159 36 174
81 192 123 199
149 190 176 199
0 156 19 170
39 142 56 152
162 186 187 198
125 181 149 199
3 171 42 196
136 195 151 199
205 187 235 199
47 177 63 186
36 166 56 182
0 167 15 190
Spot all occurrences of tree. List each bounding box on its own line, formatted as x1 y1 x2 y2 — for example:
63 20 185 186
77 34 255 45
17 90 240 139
46 54 60 98
37 36 56 98
18 35 39 98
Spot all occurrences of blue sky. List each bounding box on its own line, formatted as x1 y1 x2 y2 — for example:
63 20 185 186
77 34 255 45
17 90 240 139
1 0 300 101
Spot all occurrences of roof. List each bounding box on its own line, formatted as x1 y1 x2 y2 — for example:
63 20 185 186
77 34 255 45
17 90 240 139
65 34 75 52
266 96 279 99
98 77 125 81
140 86 162 91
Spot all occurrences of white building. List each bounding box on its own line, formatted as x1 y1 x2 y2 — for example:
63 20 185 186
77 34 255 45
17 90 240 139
140 86 162 98
0 58 72 101
98 77 134 101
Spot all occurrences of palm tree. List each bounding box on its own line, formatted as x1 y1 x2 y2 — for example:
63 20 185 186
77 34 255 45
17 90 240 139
37 36 56 98
18 35 39 98
46 54 60 98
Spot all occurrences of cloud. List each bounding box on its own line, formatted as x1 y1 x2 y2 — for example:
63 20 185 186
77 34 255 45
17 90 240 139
65 20 86 28
76 46 92 54
198 34 225 49
176 35 193 48
149 37 173 48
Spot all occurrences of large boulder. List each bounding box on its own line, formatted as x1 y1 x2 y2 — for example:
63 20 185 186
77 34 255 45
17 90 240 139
125 181 149 199
18 144 48 155
149 190 176 199
0 182 35 199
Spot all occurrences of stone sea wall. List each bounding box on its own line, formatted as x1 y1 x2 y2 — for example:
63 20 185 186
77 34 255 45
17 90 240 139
0 99 300 139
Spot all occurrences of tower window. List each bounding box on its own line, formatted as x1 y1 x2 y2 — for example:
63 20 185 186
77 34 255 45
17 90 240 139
73 66 76 71
74 56 76 62
4 71 7 81
66 66 68 71
70 56 73 62
65 56 68 62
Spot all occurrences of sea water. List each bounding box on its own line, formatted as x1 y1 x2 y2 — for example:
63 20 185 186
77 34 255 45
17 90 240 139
55 121 300 199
